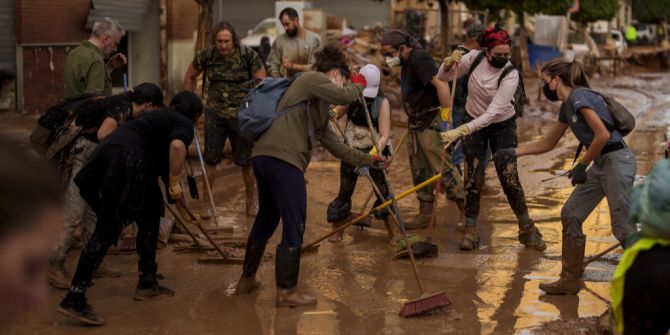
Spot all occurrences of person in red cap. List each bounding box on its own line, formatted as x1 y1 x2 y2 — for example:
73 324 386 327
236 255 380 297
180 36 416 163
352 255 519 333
438 26 546 251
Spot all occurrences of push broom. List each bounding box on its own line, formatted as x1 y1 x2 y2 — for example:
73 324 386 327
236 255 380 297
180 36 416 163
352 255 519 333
360 94 451 317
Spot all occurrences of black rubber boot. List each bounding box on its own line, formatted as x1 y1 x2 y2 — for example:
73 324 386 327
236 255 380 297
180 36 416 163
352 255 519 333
235 239 267 295
275 245 316 308
57 289 104 326
134 263 175 301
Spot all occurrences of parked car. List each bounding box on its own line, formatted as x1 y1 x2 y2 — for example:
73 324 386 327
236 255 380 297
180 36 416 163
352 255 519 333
611 30 627 54
633 22 657 44
241 18 281 49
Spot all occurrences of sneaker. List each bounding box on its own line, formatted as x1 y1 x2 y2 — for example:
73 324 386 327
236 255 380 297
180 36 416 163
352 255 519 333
57 293 104 326
134 284 175 301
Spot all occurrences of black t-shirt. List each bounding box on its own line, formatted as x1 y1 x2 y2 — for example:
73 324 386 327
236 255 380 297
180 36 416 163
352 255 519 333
104 108 195 171
75 94 132 142
347 96 381 128
401 48 440 130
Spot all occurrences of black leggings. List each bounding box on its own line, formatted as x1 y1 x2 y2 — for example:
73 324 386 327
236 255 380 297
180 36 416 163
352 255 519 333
462 116 528 222
328 148 389 222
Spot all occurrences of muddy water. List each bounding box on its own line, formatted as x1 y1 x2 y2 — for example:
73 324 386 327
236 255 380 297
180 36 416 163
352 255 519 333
7 72 670 334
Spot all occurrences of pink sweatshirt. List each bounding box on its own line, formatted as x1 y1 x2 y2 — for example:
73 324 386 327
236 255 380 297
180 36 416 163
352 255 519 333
437 50 518 133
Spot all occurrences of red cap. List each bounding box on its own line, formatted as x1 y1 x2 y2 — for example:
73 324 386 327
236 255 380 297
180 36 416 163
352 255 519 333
480 27 511 49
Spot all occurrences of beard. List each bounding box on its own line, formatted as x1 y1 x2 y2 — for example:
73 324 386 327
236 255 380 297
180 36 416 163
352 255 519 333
286 28 298 37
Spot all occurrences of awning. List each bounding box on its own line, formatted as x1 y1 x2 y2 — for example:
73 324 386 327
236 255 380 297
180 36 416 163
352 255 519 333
86 0 152 32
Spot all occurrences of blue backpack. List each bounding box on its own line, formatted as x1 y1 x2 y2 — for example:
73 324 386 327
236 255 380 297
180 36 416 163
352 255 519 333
238 76 309 141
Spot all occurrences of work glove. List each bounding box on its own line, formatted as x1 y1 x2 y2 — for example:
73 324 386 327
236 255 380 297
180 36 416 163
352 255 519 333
329 108 338 120
440 124 471 148
168 175 183 200
569 161 588 186
354 166 369 176
443 50 464 71
350 72 367 89
369 154 389 170
492 148 517 163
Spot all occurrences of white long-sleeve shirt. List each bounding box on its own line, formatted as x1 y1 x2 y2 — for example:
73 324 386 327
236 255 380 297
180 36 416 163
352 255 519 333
437 50 518 133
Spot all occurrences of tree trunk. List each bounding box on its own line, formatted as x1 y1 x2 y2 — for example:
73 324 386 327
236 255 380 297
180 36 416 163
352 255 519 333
518 11 532 74
194 0 214 54
437 0 449 57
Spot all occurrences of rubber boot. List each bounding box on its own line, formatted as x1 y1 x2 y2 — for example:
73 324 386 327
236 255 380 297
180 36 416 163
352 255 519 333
327 217 347 243
48 263 71 289
275 245 316 308
235 239 267 295
93 261 121 278
459 218 480 251
134 263 175 301
57 288 104 326
242 166 258 217
539 234 586 295
405 200 432 230
200 166 217 220
517 215 547 251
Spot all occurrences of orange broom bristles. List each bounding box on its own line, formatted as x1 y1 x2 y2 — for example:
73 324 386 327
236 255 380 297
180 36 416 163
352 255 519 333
399 291 452 318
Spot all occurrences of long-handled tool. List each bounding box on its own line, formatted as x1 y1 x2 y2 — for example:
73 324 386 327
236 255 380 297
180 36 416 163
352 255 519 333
193 128 225 228
583 242 621 270
165 201 204 248
302 173 443 251
360 95 451 317
358 130 408 214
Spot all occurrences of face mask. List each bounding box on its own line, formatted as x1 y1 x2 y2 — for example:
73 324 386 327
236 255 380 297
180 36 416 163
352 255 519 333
489 56 508 69
386 56 401 68
542 81 560 102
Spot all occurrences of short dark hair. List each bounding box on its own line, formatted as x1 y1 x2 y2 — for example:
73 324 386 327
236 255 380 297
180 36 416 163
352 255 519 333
0 137 62 239
279 7 299 21
211 20 240 48
169 91 203 121
313 45 348 74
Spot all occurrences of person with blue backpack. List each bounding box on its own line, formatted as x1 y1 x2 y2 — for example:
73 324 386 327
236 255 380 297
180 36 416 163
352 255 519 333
234 46 387 307
513 58 637 295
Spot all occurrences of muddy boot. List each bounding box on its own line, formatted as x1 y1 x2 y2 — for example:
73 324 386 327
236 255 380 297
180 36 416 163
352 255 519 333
327 215 351 243
134 263 175 301
48 263 71 290
405 200 432 230
235 239 267 295
454 198 466 233
459 218 480 251
93 261 121 278
275 245 316 308
57 288 104 326
517 216 547 251
539 234 586 295
242 166 258 217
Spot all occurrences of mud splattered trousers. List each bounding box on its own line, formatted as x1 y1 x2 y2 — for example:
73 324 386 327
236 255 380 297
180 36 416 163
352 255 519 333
50 137 97 267
204 111 253 166
327 147 389 222
561 147 637 245
409 115 465 203
462 116 529 225
71 145 163 289
248 156 306 248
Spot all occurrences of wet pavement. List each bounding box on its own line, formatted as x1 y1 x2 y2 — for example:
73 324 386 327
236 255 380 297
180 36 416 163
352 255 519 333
4 72 670 334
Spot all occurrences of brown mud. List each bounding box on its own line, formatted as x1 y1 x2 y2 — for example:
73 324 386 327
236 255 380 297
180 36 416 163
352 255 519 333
3 72 670 334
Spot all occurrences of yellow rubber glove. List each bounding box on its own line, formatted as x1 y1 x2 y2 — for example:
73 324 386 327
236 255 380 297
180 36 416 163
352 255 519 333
443 49 464 71
440 107 451 122
368 147 378 155
168 175 183 200
440 124 471 148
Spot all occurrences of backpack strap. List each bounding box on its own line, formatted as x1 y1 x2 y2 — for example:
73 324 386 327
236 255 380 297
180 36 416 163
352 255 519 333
239 44 252 79
370 96 384 120
201 46 216 97
467 51 486 78
497 65 516 88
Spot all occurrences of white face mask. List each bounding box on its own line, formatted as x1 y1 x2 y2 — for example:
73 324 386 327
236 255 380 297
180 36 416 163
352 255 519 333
386 56 401 68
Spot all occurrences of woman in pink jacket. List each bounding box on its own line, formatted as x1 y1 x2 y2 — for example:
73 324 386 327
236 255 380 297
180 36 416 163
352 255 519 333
438 27 546 251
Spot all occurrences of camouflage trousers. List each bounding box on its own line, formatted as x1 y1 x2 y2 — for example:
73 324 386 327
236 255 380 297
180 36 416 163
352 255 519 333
50 137 97 267
409 116 465 203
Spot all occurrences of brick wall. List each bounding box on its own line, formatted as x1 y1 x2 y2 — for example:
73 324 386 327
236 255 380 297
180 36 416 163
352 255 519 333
20 46 72 114
16 0 91 44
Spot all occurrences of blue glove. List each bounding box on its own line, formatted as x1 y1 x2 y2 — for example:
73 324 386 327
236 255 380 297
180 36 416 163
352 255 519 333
354 167 369 176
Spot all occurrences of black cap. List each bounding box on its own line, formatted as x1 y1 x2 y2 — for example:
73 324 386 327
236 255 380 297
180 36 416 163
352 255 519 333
467 24 485 39
169 91 203 120
130 83 165 107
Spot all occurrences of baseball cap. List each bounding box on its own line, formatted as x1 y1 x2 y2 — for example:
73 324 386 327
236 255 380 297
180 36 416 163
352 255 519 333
360 64 381 98
131 82 165 107
467 23 485 39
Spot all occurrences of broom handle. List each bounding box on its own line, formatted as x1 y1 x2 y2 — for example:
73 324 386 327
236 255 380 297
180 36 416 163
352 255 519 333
302 173 442 250
171 201 230 259
428 65 459 240
194 127 221 226
583 242 621 267
359 130 408 213
166 203 204 247
360 95 425 294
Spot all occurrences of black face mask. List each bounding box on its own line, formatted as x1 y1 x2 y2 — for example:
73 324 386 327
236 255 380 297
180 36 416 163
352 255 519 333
542 83 560 101
489 56 507 69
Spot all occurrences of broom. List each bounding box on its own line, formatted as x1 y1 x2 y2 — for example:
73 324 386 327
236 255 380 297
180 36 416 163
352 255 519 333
359 94 451 317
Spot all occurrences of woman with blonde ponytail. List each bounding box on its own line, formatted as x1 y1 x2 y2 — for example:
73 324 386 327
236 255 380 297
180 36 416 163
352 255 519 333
512 58 637 295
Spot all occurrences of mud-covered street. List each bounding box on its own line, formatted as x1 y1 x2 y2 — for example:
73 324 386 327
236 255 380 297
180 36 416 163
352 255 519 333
5 72 669 335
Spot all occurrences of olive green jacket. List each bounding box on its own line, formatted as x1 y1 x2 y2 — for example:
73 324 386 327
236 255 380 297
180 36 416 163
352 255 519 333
252 71 373 171
63 40 112 98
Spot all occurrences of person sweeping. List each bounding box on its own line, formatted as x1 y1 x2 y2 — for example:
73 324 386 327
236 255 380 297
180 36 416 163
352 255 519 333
233 46 386 307
57 92 204 325
514 58 637 294
326 64 393 242
438 26 546 251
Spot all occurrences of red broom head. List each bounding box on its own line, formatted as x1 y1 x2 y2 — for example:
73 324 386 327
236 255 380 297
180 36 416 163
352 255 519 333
398 291 452 318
